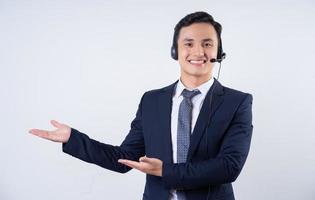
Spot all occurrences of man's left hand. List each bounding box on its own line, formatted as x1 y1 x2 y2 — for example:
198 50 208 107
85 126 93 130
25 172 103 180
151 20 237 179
118 156 162 177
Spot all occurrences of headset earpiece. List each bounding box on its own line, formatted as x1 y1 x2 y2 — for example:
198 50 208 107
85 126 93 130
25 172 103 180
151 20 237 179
171 46 178 60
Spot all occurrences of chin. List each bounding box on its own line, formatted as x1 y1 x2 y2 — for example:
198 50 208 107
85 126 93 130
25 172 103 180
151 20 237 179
185 71 209 79
189 68 209 76
181 66 211 78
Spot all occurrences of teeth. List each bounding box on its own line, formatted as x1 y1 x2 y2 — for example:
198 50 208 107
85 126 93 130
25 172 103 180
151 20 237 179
189 60 205 64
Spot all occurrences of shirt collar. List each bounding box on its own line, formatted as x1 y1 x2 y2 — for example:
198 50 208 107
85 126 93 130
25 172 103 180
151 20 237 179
174 76 214 98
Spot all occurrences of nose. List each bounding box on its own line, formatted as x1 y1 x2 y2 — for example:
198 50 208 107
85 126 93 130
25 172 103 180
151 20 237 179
192 45 205 57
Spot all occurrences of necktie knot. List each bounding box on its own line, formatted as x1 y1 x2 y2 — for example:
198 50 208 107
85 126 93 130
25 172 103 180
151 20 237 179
181 89 200 100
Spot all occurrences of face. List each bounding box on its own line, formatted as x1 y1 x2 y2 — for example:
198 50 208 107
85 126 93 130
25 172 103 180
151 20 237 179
177 23 219 83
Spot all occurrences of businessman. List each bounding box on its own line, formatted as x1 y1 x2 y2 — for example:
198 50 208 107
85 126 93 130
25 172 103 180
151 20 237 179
30 11 253 200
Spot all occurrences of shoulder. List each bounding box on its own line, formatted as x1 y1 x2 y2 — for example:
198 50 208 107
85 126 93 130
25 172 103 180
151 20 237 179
221 84 253 105
141 81 178 99
223 85 252 97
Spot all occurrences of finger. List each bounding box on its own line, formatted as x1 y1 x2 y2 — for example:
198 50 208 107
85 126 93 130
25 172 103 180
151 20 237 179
50 120 63 128
139 156 151 163
118 159 143 170
118 160 135 169
118 159 139 167
140 157 158 165
29 129 51 139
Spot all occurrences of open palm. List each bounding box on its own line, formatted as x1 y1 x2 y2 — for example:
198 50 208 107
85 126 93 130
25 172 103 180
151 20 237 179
29 120 71 143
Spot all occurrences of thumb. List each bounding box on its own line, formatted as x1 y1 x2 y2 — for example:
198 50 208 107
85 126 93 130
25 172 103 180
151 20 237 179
50 120 63 128
139 156 151 163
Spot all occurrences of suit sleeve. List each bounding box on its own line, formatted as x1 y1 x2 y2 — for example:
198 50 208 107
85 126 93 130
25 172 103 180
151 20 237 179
162 93 253 189
62 93 146 173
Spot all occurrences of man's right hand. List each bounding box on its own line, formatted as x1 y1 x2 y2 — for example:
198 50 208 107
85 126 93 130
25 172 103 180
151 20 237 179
29 120 71 143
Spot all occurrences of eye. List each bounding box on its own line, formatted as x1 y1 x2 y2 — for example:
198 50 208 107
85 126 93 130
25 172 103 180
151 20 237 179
184 43 193 47
204 42 213 47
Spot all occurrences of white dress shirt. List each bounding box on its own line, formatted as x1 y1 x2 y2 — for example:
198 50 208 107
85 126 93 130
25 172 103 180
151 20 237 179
169 77 214 200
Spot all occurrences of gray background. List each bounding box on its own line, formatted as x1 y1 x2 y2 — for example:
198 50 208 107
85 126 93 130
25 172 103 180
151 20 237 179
1 0 314 199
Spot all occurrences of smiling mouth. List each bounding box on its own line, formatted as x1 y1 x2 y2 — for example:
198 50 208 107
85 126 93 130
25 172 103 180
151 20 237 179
188 60 207 64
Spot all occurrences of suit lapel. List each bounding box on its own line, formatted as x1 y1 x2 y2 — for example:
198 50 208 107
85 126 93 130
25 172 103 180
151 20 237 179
187 79 225 161
157 81 178 164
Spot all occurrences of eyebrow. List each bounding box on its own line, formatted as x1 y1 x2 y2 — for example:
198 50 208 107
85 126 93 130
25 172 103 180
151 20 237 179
183 38 214 42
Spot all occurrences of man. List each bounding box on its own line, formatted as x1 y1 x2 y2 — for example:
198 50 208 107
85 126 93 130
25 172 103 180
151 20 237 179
29 11 253 200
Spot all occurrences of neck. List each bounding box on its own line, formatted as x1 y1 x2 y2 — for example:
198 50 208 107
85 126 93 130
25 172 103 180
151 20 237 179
180 75 212 89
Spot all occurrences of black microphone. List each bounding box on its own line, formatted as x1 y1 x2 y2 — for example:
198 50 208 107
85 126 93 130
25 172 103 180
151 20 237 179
209 53 226 63
210 58 217 63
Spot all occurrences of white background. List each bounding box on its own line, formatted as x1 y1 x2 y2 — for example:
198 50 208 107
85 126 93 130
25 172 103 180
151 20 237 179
1 0 315 199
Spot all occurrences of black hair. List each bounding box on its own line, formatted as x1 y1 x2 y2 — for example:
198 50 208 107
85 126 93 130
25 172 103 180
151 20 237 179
171 11 224 61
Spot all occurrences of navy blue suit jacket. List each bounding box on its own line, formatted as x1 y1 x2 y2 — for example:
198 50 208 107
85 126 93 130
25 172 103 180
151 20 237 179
62 79 253 200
